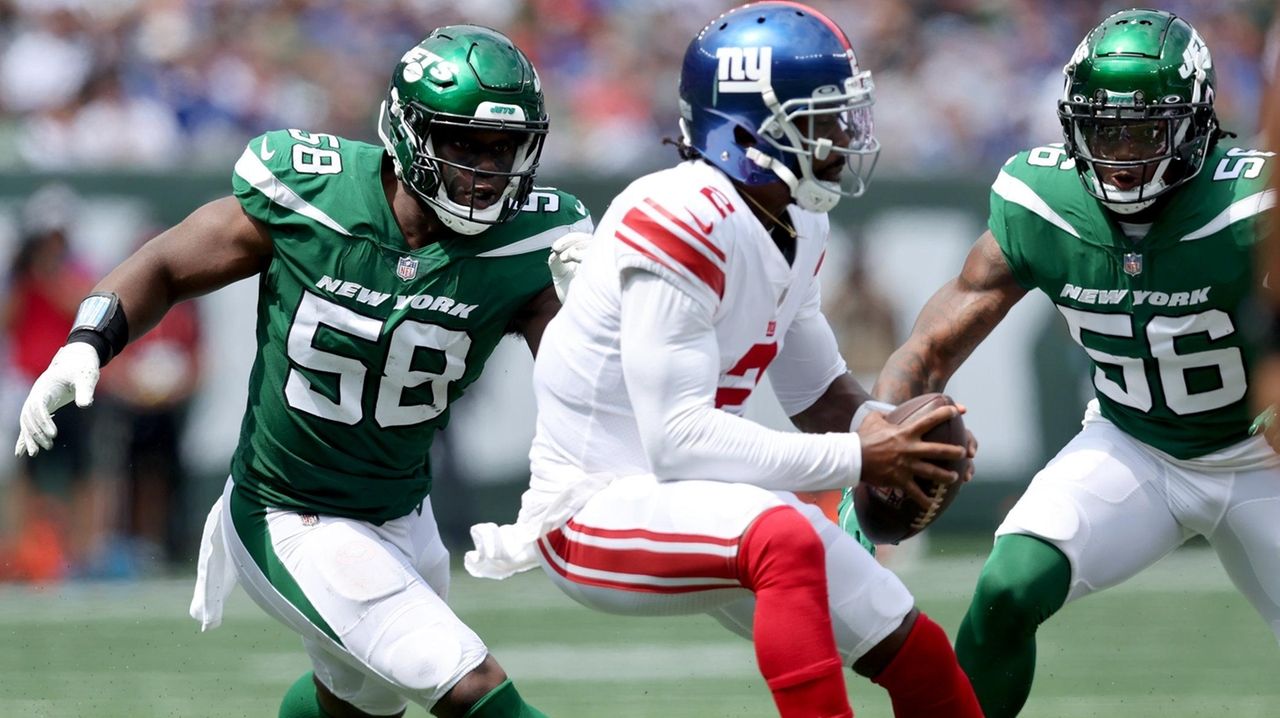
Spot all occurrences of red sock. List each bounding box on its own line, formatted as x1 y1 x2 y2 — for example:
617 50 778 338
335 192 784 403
872 612 983 718
739 506 853 718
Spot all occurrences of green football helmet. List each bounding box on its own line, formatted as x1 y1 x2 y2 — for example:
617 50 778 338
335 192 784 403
1057 9 1218 214
379 26 548 235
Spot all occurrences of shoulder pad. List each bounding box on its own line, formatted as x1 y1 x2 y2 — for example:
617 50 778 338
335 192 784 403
518 187 591 222
231 129 364 235
605 166 738 310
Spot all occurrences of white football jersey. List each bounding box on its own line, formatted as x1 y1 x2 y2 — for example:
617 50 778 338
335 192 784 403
530 160 832 487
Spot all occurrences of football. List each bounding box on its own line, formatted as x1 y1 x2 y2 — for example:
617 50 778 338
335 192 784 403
852 393 969 544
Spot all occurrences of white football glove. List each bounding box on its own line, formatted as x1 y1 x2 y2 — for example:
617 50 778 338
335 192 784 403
14 342 100 457
549 231 593 302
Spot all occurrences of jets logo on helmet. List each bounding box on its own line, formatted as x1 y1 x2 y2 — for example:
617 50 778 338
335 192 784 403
400 47 459 85
378 25 548 235
1058 9 1220 214
1177 31 1211 82
678 2 879 213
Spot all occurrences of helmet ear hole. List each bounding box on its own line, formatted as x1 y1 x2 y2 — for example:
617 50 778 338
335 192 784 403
733 125 758 148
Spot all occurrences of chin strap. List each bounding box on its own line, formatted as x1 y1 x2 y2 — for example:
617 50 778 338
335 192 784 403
745 147 840 214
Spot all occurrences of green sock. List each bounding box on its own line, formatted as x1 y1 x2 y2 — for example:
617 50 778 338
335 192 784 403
463 679 548 718
279 672 332 718
955 534 1071 718
836 488 876 556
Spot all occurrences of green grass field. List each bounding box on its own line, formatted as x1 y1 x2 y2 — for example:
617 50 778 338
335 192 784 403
1 540 1276 717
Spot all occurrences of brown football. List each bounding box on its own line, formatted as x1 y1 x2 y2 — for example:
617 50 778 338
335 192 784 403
852 393 968 544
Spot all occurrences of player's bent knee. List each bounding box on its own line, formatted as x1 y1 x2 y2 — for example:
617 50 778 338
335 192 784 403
369 623 488 707
972 570 1037 633
739 506 825 589
972 535 1071 634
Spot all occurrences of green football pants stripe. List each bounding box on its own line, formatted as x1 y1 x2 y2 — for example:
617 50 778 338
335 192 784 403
229 487 342 645
955 533 1071 718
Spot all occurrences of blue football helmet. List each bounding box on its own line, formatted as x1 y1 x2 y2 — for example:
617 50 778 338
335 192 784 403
678 1 879 212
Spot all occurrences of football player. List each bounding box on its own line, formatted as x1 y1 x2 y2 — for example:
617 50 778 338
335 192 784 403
838 9 1279 716
465 4 982 717
1252 52 1280 448
13 26 591 718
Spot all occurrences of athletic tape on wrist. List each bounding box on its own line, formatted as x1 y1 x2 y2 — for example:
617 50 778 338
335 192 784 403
851 400 896 431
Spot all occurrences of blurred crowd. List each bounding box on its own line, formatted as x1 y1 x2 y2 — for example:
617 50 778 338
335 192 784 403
0 184 202 582
0 0 1274 176
0 0 1274 582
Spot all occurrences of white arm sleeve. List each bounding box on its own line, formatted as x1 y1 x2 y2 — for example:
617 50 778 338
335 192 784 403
768 280 849 416
619 270 862 491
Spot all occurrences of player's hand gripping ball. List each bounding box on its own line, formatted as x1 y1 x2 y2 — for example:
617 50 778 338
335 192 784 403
853 393 969 544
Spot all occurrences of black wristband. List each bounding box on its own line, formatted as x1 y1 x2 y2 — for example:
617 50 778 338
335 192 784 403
1270 310 1280 354
67 292 130 366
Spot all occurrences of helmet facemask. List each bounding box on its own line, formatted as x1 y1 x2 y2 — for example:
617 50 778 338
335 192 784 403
1056 10 1218 216
1059 95 1215 214
380 90 547 235
741 69 880 213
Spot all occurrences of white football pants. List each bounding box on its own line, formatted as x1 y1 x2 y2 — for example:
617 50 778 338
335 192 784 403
997 401 1280 640
536 474 915 663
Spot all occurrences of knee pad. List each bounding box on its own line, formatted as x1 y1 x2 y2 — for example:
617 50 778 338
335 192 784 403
738 506 825 590
368 615 488 707
971 535 1071 634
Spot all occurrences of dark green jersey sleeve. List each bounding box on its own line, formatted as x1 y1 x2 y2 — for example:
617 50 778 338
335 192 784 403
986 146 1099 290
231 129 367 236
987 154 1037 290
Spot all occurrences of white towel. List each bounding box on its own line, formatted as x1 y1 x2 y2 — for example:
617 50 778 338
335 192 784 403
188 493 239 631
465 472 614 580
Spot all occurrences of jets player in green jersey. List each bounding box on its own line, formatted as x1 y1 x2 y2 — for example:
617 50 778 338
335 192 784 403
14 26 591 718
837 8 1279 716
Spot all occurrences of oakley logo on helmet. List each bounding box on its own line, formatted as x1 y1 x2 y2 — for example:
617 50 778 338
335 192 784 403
1178 31 1212 81
401 47 459 85
716 46 772 93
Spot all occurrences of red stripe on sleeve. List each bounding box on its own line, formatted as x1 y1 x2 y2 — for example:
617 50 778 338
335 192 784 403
615 232 678 274
621 207 725 298
642 198 726 261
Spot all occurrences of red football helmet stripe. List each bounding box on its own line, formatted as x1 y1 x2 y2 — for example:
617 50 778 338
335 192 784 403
768 1 852 51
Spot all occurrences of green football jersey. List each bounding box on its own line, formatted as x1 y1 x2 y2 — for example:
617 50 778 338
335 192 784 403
228 129 591 522
990 142 1273 459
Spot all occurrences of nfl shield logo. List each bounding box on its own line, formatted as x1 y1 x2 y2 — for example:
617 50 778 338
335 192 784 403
1122 252 1143 277
396 256 418 281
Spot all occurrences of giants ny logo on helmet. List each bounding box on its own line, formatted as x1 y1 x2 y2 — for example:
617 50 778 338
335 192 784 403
716 47 772 93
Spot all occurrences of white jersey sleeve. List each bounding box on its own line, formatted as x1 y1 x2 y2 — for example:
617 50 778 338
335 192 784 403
620 270 862 491
605 180 732 315
768 277 849 416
